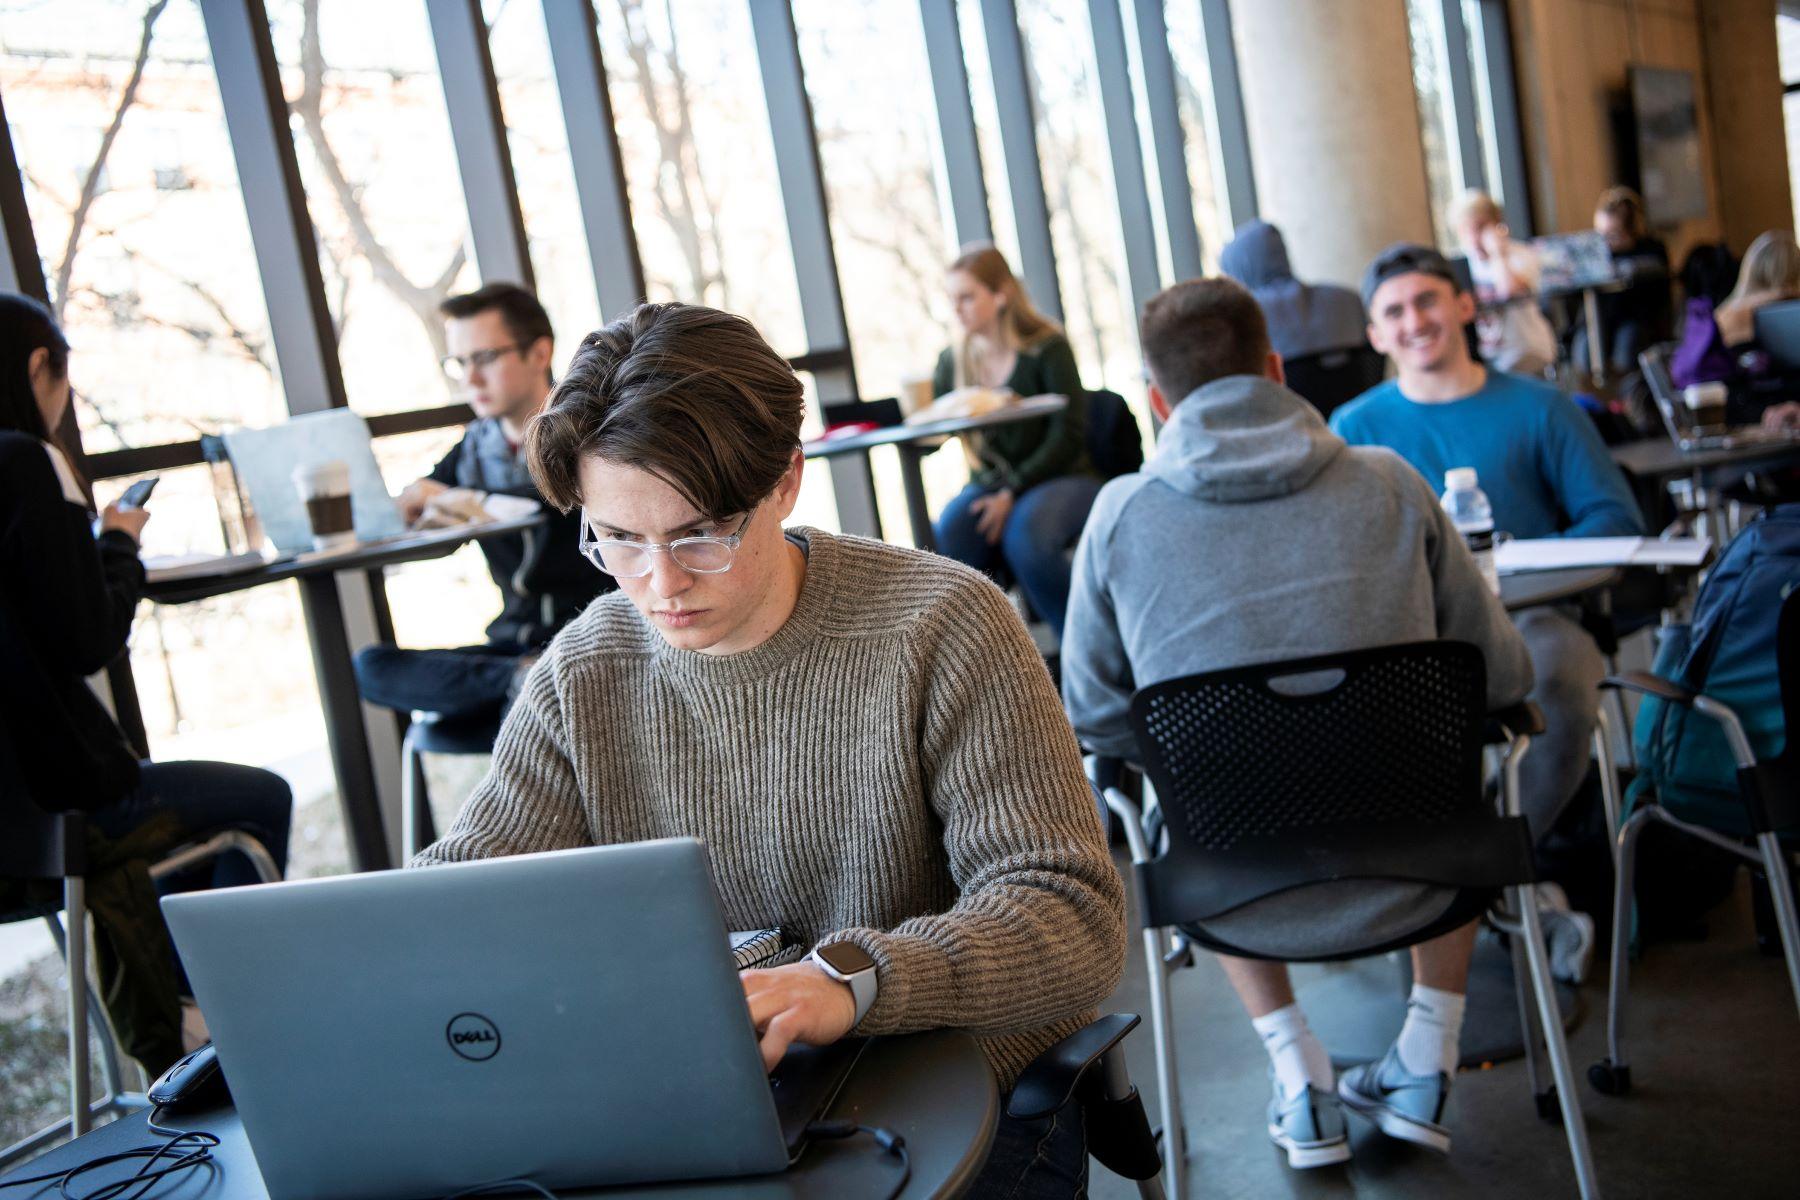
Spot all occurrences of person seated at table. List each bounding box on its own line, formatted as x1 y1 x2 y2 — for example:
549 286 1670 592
1218 219 1367 361
1062 276 1532 1169
1715 229 1799 349
1331 244 1643 875
0 292 291 1077
1575 186 1672 376
930 244 1097 639
1449 189 1556 377
416 300 1125 1199
354 284 610 724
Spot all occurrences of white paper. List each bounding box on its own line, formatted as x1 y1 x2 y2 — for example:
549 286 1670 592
1496 536 1710 572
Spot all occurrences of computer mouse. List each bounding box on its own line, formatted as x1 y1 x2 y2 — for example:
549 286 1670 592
147 1042 230 1112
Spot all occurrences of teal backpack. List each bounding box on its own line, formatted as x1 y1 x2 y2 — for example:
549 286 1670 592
1630 505 1800 834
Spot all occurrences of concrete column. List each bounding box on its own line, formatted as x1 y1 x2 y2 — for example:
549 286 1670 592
1701 0 1794 247
1230 0 1435 289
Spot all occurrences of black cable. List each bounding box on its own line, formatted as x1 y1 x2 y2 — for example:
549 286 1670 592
0 1108 219 1200
803 1119 912 1200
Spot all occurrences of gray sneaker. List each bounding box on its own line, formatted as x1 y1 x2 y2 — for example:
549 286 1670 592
1337 1046 1452 1153
1267 1081 1351 1169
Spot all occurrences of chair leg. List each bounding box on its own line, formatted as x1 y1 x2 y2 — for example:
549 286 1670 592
1592 710 1623 867
64 877 91 1139
1142 925 1184 1200
1597 807 1656 1090
401 726 426 861
1754 832 1800 1018
1516 885 1602 1199
1506 919 1550 1103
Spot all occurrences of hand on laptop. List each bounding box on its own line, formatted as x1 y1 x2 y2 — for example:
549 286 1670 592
398 478 449 525
741 962 857 1073
1763 402 1800 432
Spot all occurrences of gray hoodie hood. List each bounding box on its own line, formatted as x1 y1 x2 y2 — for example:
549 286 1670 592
1146 375 1344 502
1219 220 1368 359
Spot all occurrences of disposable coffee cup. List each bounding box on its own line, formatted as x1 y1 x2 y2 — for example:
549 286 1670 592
899 374 935 418
1682 382 1728 431
292 460 355 551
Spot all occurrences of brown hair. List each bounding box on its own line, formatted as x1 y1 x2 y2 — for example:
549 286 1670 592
439 282 554 351
1138 278 1272 403
947 243 1063 388
524 302 803 520
1596 186 1647 241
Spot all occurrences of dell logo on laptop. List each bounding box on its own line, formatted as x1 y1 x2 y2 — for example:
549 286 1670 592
446 1013 501 1061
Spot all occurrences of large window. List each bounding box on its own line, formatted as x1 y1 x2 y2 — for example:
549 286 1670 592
594 0 806 358
1163 0 1232 271
269 0 478 416
955 0 1022 269
1015 0 1137 391
1406 0 1500 250
485 0 602 371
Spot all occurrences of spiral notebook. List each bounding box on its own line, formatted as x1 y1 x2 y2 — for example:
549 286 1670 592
730 928 805 969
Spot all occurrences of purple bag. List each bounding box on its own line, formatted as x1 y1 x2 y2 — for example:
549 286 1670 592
1669 296 1733 389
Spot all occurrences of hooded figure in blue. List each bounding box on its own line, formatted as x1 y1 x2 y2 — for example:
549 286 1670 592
1219 220 1368 360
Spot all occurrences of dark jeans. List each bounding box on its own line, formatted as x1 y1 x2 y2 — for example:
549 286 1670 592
934 475 1102 639
353 643 525 721
965 1103 1088 1199
90 759 294 993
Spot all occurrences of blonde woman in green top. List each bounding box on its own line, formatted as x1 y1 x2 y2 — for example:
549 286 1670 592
931 246 1098 637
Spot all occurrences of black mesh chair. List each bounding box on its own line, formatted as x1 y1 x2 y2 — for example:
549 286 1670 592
1588 589 1800 1097
1098 642 1598 1198
1278 344 1386 421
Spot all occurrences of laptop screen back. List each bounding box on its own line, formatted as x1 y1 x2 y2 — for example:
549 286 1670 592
161 840 788 1200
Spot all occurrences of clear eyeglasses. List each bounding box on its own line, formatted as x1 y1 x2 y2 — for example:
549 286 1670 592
578 510 753 578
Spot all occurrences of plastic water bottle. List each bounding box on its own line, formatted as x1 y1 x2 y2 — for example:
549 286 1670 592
1442 467 1500 595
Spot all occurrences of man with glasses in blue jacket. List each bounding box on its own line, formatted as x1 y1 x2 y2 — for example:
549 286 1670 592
354 283 610 726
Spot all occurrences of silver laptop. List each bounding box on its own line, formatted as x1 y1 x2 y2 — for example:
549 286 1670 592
161 839 860 1199
222 409 407 554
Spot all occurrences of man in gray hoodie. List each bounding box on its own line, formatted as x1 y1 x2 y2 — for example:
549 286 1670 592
1062 278 1532 1170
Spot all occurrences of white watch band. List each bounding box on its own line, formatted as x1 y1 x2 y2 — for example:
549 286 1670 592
807 947 877 1027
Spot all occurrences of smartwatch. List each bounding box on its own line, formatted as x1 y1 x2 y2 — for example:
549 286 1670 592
805 941 878 1027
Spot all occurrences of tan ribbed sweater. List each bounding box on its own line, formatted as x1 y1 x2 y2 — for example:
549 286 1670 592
416 527 1126 1087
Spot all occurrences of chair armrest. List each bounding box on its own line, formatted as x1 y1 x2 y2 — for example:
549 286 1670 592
1601 671 1696 706
1006 1013 1140 1120
1484 701 1546 743
1601 673 1758 768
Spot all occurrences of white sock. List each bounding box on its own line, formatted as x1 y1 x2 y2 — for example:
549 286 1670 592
1395 984 1467 1077
1252 1003 1334 1098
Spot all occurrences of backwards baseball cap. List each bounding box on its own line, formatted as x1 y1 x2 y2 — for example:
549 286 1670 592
1361 242 1464 309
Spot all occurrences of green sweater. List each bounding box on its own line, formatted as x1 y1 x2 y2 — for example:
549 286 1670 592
416 528 1127 1087
933 335 1092 491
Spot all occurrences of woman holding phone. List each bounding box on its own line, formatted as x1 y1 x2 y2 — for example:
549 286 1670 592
0 292 292 1076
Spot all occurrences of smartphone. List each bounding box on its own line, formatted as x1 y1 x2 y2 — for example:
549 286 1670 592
118 476 160 510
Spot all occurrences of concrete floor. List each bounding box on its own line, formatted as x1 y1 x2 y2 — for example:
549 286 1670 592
1089 866 1799 1199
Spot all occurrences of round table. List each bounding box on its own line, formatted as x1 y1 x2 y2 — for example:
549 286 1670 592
0 1032 1000 1199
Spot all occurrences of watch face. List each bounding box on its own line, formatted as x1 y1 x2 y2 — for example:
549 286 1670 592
816 941 874 976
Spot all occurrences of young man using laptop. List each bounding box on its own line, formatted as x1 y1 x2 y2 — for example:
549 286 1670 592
354 284 609 724
1331 245 1641 878
415 301 1126 1197
1062 278 1532 1167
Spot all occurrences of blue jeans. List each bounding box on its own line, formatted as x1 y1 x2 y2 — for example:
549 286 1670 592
90 760 294 993
965 1103 1088 1198
354 643 525 721
934 475 1102 638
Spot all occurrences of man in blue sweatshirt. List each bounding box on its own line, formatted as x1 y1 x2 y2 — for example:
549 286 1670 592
1063 278 1532 1169
1332 243 1642 866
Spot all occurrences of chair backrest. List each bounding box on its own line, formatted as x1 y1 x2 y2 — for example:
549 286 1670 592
1753 297 1800 374
1278 344 1385 420
1084 388 1144 480
0 729 84 881
1127 641 1532 948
